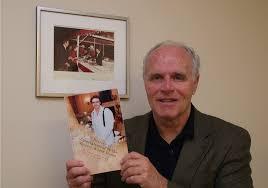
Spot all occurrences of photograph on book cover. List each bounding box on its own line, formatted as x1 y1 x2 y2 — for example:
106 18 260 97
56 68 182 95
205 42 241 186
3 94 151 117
65 89 128 174
36 6 129 98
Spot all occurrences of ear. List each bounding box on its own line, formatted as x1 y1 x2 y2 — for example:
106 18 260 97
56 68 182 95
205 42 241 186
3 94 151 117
192 74 199 95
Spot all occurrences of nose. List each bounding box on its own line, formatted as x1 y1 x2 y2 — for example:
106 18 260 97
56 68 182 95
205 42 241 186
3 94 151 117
161 77 174 91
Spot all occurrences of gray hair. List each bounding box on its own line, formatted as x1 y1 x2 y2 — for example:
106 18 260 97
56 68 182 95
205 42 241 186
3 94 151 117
143 40 200 79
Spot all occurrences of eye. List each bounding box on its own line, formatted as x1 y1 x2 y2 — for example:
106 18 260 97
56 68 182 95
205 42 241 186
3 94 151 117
149 74 163 81
173 73 186 81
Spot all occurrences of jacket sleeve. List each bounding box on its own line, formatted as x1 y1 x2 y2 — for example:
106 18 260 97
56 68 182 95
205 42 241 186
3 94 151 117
214 128 253 188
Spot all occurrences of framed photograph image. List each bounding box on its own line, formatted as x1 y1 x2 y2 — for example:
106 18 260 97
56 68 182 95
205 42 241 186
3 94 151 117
36 6 129 98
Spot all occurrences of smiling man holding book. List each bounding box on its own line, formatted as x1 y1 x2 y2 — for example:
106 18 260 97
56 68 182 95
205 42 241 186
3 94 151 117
66 41 253 188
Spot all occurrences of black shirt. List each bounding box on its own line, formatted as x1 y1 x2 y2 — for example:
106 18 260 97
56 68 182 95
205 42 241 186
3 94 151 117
145 106 195 180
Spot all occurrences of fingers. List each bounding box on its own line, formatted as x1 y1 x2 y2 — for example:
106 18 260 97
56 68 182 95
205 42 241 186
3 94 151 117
68 174 93 187
121 156 143 172
66 160 88 179
121 166 143 182
120 152 168 187
66 160 84 171
120 152 150 185
66 160 93 188
121 151 144 164
67 166 89 179
121 152 148 174
125 175 145 186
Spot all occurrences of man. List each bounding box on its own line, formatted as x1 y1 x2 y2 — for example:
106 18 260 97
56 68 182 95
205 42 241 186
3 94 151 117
66 41 253 188
67 45 79 72
54 39 69 71
88 45 96 60
95 48 103 66
90 96 115 146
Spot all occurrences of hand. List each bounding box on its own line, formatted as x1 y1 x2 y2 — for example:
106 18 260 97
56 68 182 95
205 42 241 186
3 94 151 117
66 159 93 188
120 152 167 188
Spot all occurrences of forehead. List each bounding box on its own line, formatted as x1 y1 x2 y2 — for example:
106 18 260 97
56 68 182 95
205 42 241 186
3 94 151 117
145 45 193 72
149 45 191 63
92 98 100 102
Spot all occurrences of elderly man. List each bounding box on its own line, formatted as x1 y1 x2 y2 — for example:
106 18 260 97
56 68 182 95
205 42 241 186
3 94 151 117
66 41 253 188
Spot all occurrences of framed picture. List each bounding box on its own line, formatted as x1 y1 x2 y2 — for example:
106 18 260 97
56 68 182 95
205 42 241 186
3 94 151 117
36 6 129 98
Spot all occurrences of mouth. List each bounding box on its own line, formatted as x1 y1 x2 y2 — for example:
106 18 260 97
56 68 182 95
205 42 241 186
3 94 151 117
157 98 178 103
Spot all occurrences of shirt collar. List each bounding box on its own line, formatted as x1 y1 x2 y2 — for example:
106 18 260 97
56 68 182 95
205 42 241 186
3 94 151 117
148 104 195 144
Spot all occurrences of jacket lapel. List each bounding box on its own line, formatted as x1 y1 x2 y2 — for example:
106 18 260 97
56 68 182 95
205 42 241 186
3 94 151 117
172 109 215 187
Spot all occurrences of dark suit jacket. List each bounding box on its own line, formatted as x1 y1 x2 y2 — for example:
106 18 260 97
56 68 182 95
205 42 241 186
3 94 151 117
96 52 103 66
54 44 68 71
93 108 253 188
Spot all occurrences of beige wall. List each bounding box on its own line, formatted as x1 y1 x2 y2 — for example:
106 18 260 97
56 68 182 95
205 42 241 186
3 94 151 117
2 0 267 187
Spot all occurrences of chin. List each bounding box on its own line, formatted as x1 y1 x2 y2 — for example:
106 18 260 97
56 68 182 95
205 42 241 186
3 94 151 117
154 111 178 120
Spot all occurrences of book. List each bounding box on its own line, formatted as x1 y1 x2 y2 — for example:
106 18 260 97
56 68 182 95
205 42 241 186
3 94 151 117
65 89 128 174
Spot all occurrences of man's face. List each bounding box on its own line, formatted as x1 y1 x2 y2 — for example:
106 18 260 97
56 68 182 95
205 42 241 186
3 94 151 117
91 98 101 110
144 45 199 121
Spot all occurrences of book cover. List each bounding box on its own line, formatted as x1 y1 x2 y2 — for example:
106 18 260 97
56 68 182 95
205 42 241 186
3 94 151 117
65 89 128 174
